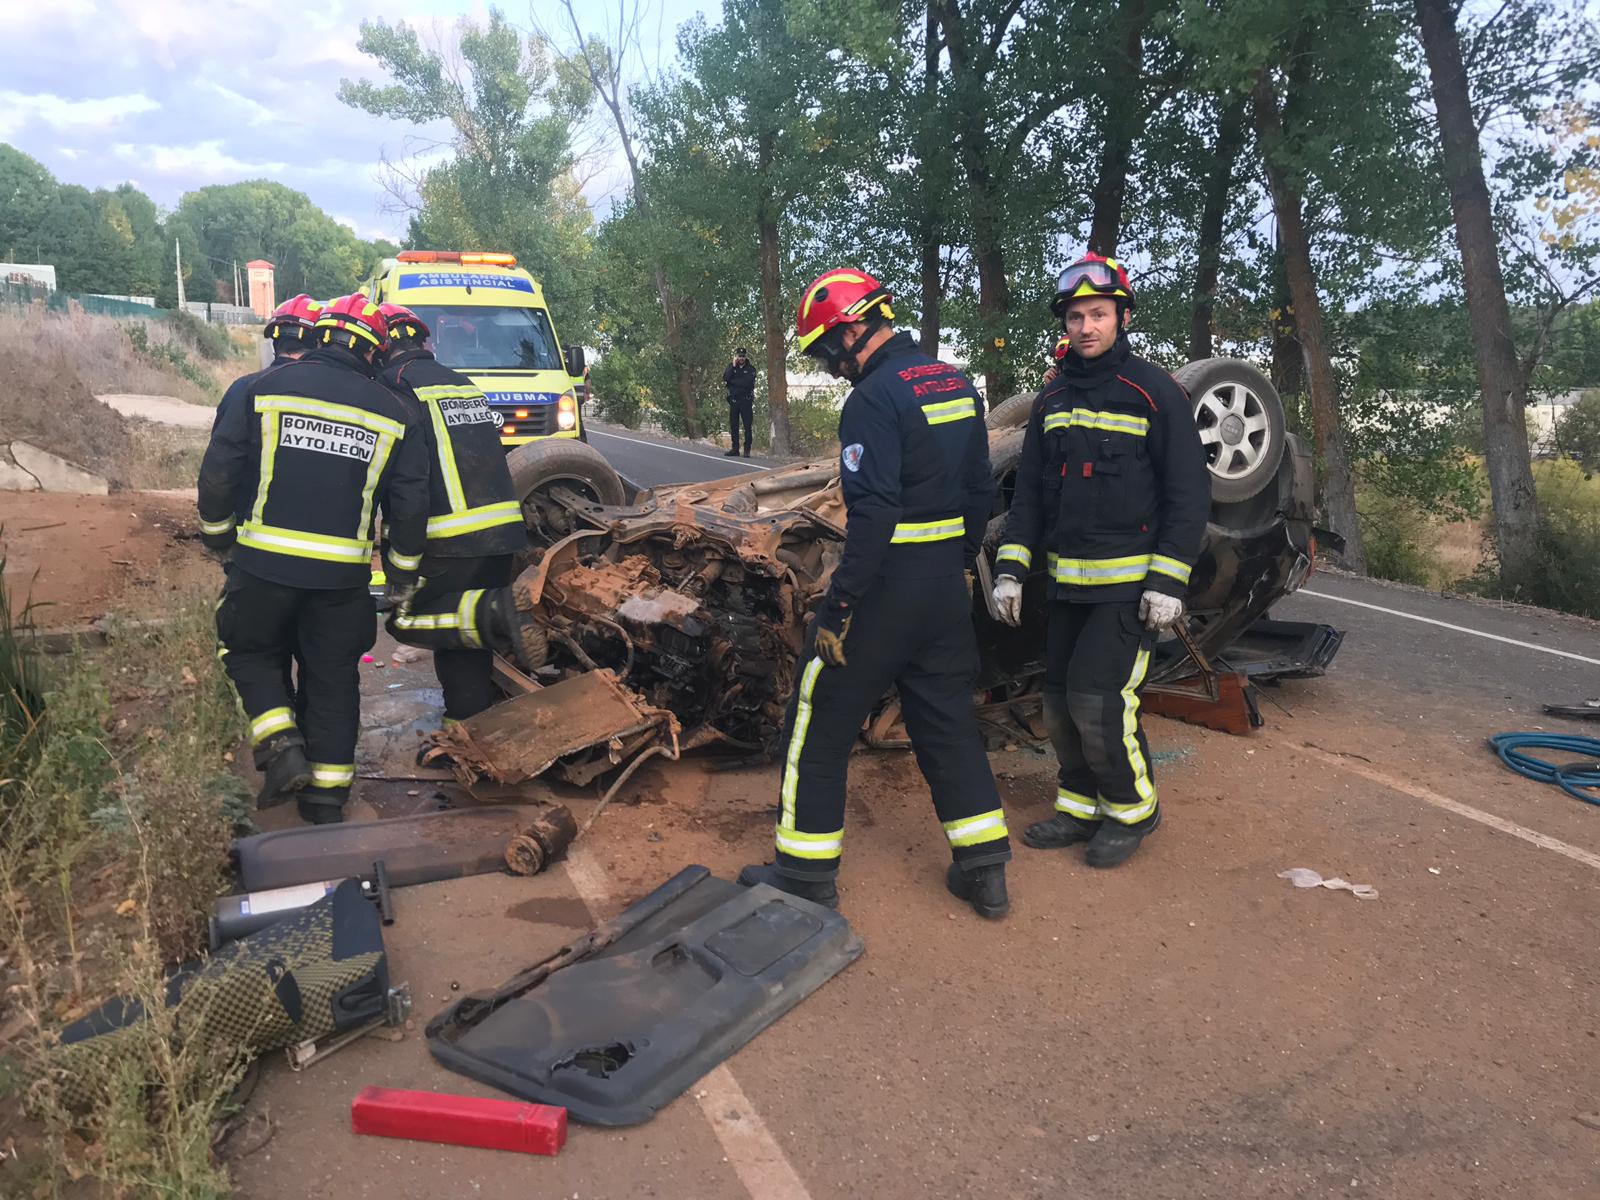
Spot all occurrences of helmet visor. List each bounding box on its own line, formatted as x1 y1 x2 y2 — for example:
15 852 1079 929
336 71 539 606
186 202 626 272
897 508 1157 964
1055 260 1125 299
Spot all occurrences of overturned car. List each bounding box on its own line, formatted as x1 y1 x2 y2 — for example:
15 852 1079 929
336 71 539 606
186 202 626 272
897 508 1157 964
435 359 1342 782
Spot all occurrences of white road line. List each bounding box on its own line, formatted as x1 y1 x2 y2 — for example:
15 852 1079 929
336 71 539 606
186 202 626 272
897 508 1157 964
563 844 814 1200
588 427 767 469
695 1066 814 1200
1292 741 1600 873
1298 588 1600 667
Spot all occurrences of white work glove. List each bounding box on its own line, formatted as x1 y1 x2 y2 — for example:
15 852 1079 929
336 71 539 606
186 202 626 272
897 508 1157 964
993 577 1023 627
1138 589 1185 632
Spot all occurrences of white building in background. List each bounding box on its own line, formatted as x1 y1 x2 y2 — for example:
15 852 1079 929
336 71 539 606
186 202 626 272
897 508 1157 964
1529 391 1589 455
2 263 56 290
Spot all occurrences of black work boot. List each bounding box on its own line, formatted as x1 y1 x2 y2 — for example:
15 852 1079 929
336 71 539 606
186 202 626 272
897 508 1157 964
297 792 347 825
945 862 1010 920
484 583 548 672
1085 809 1162 868
723 446 741 457
1021 813 1100 850
254 734 312 808
736 863 839 909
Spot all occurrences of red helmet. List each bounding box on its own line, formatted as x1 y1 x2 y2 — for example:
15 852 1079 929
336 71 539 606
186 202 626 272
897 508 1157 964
1051 253 1135 317
315 293 389 349
795 269 894 354
1052 333 1072 361
378 303 431 344
264 294 323 342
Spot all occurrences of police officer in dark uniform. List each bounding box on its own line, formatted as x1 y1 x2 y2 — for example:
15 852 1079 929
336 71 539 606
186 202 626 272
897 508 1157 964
738 269 1012 919
376 303 529 723
992 254 1209 867
198 295 430 824
723 347 757 457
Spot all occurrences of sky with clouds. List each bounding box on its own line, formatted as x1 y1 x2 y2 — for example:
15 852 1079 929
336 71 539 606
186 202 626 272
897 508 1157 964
1 0 710 242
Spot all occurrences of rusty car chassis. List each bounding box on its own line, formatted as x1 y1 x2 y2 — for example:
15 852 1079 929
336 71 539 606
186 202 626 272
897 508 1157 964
431 405 1343 789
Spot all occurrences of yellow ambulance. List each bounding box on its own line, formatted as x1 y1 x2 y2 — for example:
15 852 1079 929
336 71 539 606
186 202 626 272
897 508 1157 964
366 251 586 446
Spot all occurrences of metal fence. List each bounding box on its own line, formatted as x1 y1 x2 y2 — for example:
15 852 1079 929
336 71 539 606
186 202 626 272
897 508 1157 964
183 301 258 326
0 278 177 320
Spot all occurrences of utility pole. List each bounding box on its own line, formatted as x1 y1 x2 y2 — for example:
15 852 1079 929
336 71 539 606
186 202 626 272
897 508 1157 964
174 238 186 308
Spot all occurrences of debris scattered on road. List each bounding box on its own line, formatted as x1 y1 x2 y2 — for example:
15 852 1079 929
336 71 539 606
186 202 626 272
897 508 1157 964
426 865 862 1125
1428 867 1442 875
235 805 566 891
391 645 430 664
362 653 376 663
351 1086 567 1156
1278 867 1379 900
503 806 580 876
34 881 391 1111
1573 1112 1600 1132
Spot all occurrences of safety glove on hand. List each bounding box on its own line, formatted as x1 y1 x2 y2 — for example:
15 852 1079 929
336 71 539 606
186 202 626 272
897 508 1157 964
992 577 1023 627
1138 589 1185 632
380 576 420 614
813 599 853 668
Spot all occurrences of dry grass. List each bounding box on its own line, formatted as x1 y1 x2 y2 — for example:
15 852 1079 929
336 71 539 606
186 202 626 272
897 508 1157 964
0 568 250 1195
0 307 250 489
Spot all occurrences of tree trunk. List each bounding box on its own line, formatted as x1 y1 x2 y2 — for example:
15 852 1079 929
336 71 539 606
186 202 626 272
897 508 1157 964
658 266 698 436
1268 245 1304 401
1087 0 1149 256
937 0 1013 398
1252 71 1366 572
1188 97 1247 362
1414 0 1540 585
757 210 790 456
918 223 943 356
917 1 943 356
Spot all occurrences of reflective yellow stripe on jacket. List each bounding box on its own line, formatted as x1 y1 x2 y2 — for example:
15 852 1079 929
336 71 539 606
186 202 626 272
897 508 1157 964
890 517 964 544
1042 408 1150 437
413 384 524 542
245 394 402 568
921 397 977 425
237 524 372 563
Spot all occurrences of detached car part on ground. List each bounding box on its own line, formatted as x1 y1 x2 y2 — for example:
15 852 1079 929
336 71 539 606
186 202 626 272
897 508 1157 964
440 358 1343 784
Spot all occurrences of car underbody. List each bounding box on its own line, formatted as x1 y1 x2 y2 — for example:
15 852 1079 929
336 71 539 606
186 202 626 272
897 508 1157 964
433 360 1344 786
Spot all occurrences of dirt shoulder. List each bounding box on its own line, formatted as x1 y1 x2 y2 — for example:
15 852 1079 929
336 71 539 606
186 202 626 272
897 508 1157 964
0 490 214 625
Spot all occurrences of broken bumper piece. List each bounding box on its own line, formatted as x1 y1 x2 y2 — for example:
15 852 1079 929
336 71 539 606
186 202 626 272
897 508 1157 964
425 865 863 1125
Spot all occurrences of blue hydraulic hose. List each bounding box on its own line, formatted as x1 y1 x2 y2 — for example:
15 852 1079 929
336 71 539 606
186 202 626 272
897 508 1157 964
1489 733 1600 806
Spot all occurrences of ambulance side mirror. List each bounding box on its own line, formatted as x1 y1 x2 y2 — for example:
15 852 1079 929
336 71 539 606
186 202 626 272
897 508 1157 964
564 344 586 375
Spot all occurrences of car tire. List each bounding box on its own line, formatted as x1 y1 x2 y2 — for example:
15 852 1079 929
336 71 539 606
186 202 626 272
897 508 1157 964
1174 358 1286 504
507 439 627 508
985 392 1036 431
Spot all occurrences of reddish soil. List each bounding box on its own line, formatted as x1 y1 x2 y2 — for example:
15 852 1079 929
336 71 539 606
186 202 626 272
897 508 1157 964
0 490 214 625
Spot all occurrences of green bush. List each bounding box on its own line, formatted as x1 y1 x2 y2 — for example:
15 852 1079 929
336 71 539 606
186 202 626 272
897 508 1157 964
1459 460 1600 618
168 308 233 362
124 322 212 390
1356 481 1442 587
783 386 846 456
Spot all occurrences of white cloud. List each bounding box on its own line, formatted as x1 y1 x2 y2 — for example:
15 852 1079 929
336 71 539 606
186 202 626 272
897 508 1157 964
113 140 286 177
198 81 274 125
0 90 159 139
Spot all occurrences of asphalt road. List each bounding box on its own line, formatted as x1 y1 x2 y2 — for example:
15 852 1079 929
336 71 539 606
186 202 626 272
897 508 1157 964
236 426 1600 1200
585 422 780 488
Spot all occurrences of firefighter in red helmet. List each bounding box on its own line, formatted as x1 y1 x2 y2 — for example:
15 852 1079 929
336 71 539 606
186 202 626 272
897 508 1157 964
375 303 528 726
198 295 430 824
737 269 1012 919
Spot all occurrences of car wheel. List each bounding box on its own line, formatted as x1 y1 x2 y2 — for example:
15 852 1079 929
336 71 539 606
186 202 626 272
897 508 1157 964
1174 358 1286 503
985 392 1036 431
507 439 627 509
